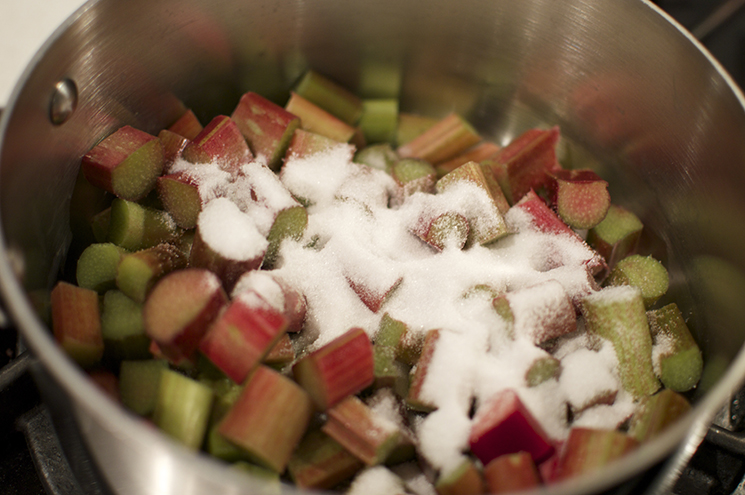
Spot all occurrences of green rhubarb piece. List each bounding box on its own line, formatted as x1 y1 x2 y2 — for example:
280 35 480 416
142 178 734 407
262 205 308 270
396 113 439 147
418 212 470 251
285 92 357 143
435 458 484 495
118 359 167 416
606 254 669 308
359 99 398 144
492 295 515 339
525 355 562 387
91 207 112 242
152 368 214 450
76 242 128 292
157 173 202 229
116 243 188 303
628 389 691 443
293 70 363 125
555 428 638 481
107 198 182 251
353 143 398 173
406 329 440 412
392 158 436 190
582 286 660 399
647 303 703 392
206 381 253 462
100 290 150 361
288 428 364 490
479 162 511 215
373 345 409 397
376 313 408 347
587 204 643 269
397 113 481 164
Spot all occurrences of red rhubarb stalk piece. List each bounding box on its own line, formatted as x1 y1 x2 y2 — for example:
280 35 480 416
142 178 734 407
483 452 542 494
287 428 364 489
50 281 103 368
168 108 203 140
218 365 314 472
468 388 555 466
182 115 253 172
553 427 638 482
81 125 165 201
263 333 296 367
413 212 470 252
158 129 190 171
406 329 441 412
199 289 288 384
231 91 301 171
293 327 375 410
142 268 228 364
548 169 611 230
156 172 203 229
397 113 481 164
435 458 485 495
283 129 343 161
232 270 307 333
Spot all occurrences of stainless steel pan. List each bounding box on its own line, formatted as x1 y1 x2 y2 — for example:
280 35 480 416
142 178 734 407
2 0 745 493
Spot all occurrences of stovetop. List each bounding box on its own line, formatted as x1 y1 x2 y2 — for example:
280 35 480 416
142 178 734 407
4 1 745 495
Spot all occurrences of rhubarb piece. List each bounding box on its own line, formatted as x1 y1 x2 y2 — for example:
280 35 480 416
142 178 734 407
406 329 440 412
116 243 188 303
525 355 562 387
287 428 364 490
586 204 643 270
262 205 308 269
231 91 301 171
152 368 214 450
156 172 202 229
293 327 375 410
204 380 251 462
199 289 288 384
338 243 403 313
263 333 295 368
436 161 510 245
373 345 409 397
548 169 611 229
232 270 307 333
360 99 398 144
81 125 165 201
322 395 402 466
554 428 638 481
493 281 577 345
436 141 501 178
647 303 703 392
581 286 660 398
483 127 562 205
284 128 341 161
483 452 541 494
182 115 253 171
218 365 314 472
190 198 268 291
468 388 554 466
413 212 470 251
628 389 692 442
50 281 103 368
118 359 167 416
76 242 128 292
479 163 511 215
286 92 357 143
396 326 425 367
293 70 363 125
100 290 150 361
375 313 407 347
353 143 398 172
107 198 182 251
435 458 484 495
396 113 439 147
606 254 669 308
158 129 190 170
143 268 228 364
391 158 437 203
397 113 481 164
168 108 203 140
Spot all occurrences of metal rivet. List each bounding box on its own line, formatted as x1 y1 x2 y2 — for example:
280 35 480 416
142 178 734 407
49 79 78 125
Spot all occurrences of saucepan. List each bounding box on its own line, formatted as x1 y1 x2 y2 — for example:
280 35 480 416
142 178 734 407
2 0 745 493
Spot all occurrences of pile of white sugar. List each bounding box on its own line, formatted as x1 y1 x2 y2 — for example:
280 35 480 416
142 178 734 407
181 143 644 477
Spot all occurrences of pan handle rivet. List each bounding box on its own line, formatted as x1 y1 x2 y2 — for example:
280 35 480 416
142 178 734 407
49 79 78 125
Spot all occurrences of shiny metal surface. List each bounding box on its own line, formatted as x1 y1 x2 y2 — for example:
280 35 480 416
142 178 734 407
2 0 745 494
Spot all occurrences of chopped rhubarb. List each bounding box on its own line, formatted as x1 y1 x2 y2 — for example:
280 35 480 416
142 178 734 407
606 254 669 308
284 128 341 161
586 204 643 270
100 290 150 361
468 388 554 466
647 303 703 392
262 205 308 269
360 99 398 144
199 289 288 384
218 365 314 472
525 355 562 387
231 91 301 171
152 368 214 450
118 359 167 416
81 125 165 201
548 169 611 229
390 158 437 204
287 428 364 489
167 108 203 140
76 242 128 292
353 143 398 173
628 389 692 442
397 113 481 164
413 211 470 252
182 115 253 172
373 345 409 397
406 329 441 412
51 281 103 368
285 92 357 143
293 327 375 410
142 268 228 364
232 270 307 333
156 172 203 229
115 242 188 303
396 112 439 147
435 458 485 495
158 129 190 170
294 70 364 125
553 427 638 481
263 333 295 368
107 198 182 251
483 452 542 494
